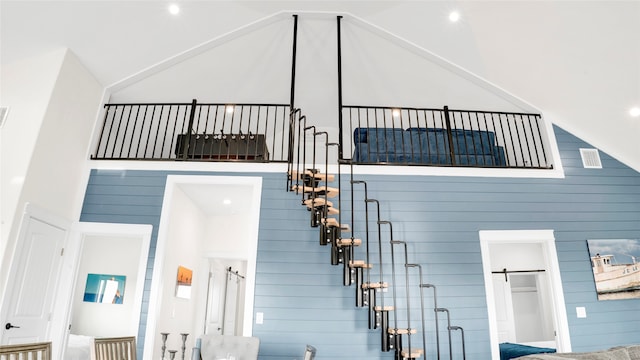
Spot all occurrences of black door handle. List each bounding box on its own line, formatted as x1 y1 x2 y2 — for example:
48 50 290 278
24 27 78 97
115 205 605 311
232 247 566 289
5 322 20 330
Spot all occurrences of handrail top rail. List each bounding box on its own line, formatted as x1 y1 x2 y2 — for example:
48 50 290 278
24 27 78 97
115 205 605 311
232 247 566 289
342 104 541 118
104 102 291 108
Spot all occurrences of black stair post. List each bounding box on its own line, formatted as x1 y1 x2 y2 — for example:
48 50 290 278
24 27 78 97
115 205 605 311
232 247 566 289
354 266 363 306
380 308 390 351
330 228 342 265
341 244 352 285
369 289 377 329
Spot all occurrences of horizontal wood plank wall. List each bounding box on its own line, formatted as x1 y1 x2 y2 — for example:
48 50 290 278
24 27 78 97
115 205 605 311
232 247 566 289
80 125 640 359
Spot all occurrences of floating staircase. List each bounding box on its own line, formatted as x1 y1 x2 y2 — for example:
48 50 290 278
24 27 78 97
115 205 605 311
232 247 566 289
286 111 466 360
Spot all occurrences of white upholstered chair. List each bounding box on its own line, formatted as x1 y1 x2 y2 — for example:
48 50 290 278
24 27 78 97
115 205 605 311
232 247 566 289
199 335 259 360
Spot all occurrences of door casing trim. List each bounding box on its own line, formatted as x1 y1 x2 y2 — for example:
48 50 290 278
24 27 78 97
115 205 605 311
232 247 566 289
479 229 572 359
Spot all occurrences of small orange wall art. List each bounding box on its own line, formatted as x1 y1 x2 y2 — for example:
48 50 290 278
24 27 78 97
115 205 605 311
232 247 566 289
175 265 193 299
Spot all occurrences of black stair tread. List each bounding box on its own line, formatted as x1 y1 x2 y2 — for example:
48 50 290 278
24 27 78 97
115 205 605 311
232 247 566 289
306 204 339 215
321 218 350 232
291 184 339 198
336 238 361 247
388 328 417 335
400 348 424 359
303 198 333 207
321 217 339 227
361 282 388 289
289 170 335 182
348 260 372 268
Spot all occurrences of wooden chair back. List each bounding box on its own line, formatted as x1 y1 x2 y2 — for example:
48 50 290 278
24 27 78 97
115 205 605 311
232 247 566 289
94 336 137 360
0 341 52 360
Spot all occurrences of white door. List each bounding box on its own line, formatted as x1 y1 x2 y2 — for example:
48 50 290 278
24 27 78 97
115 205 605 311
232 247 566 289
492 273 516 343
0 206 68 344
204 266 227 335
222 273 239 335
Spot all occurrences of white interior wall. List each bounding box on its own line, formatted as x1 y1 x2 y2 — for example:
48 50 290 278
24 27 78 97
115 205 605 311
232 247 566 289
154 186 206 359
204 214 250 255
0 48 103 300
340 20 529 112
108 13 531 147
108 17 292 104
0 49 65 263
70 234 142 337
489 243 544 270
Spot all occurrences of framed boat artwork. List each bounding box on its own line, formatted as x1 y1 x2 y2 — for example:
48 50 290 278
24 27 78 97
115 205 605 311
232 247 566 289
587 239 640 300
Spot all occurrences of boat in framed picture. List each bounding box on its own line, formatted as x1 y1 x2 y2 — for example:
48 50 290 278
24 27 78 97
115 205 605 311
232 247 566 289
587 239 640 300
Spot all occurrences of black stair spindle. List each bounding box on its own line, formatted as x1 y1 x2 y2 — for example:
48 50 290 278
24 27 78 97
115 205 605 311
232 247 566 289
422 284 442 360
436 308 454 360
380 221 400 338
407 263 431 360
351 180 370 300
391 239 417 360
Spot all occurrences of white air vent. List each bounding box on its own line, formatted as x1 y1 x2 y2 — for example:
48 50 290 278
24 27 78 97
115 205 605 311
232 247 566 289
0 107 8 128
579 148 602 169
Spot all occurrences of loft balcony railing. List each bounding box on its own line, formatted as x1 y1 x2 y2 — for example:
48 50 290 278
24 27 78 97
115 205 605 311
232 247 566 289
91 99 553 171
340 105 554 169
91 100 292 162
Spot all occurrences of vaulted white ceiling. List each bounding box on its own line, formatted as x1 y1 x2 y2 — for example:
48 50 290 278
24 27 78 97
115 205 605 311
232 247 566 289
1 1 638 171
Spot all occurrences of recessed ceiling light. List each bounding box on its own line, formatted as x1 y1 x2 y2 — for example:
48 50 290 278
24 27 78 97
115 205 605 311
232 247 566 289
449 11 461 22
630 106 640 117
226 105 235 114
392 109 401 118
168 4 180 15
223 199 232 205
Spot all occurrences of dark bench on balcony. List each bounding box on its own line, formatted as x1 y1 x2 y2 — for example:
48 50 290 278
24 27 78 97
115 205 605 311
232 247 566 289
175 133 270 161
352 127 506 167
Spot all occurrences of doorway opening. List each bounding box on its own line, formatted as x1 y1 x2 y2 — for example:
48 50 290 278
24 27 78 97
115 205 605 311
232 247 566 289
66 223 151 337
479 230 571 360
203 258 247 336
143 175 262 360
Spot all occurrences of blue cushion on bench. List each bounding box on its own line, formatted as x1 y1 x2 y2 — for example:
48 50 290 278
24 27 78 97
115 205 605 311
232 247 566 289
499 342 556 360
353 128 407 163
353 127 506 166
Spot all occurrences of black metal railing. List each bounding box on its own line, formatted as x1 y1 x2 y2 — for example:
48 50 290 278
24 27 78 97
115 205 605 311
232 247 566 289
91 100 292 162
340 105 553 169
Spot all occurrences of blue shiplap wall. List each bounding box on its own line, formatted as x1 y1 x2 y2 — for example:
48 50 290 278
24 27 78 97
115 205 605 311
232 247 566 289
80 125 640 359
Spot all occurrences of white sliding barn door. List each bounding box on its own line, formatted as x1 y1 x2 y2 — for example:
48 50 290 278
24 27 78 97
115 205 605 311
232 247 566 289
492 273 517 343
204 262 244 336
222 272 240 335
204 267 226 335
